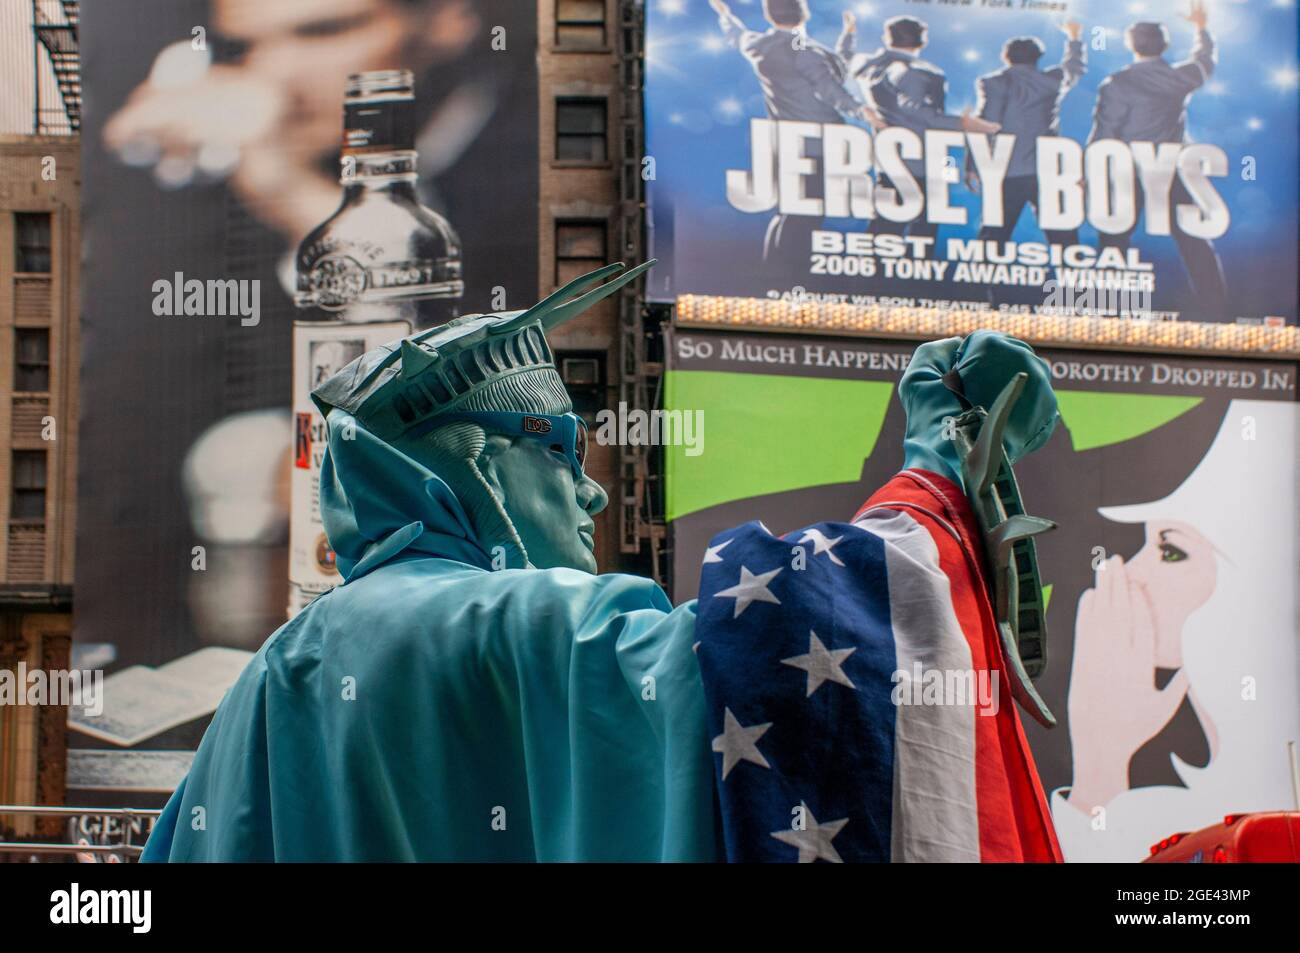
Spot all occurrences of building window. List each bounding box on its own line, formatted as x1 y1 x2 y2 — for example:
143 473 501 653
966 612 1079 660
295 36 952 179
555 220 607 287
555 97 607 163
15 212 52 273
558 353 606 423
11 451 47 522
556 0 606 49
15 329 51 393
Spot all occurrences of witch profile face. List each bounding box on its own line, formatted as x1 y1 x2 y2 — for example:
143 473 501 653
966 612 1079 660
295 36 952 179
1048 397 1300 862
1123 520 1218 670
1064 518 1221 812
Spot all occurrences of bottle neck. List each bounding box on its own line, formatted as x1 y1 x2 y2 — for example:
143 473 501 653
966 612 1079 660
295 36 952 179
340 150 419 193
343 89 415 147
340 88 417 190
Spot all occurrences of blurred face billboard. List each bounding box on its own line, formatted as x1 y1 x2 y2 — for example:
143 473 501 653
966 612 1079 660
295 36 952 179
644 0 1298 326
76 0 538 692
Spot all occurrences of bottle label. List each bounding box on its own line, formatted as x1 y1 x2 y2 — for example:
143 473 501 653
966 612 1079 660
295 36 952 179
288 319 414 617
297 254 463 311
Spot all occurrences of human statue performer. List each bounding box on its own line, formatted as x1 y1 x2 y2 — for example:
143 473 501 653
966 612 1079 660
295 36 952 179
143 262 1063 862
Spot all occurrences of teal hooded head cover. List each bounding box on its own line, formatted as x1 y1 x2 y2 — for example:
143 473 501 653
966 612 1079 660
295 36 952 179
316 411 490 580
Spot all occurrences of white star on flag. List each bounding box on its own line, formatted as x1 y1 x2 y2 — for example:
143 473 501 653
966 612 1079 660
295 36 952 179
781 630 856 696
714 565 782 618
798 528 845 566
702 538 732 564
711 707 772 780
770 802 849 863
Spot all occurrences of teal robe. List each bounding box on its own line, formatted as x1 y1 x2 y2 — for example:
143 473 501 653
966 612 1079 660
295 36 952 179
142 418 719 861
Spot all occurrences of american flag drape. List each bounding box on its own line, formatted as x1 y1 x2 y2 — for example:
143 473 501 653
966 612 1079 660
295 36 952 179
695 469 1062 862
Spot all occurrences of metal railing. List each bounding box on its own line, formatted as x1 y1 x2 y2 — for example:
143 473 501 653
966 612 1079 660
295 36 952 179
616 0 669 583
0 805 161 861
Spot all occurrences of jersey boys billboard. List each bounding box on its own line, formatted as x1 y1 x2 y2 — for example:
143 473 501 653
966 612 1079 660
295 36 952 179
644 0 1299 325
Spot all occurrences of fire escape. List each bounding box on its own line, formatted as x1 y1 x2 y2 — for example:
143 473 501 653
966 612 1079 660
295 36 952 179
32 0 81 134
617 0 670 585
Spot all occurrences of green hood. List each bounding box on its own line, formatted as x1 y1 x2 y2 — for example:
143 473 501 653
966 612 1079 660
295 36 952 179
319 409 491 580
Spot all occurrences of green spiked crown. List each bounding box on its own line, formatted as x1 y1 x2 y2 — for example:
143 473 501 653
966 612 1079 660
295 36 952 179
312 261 654 439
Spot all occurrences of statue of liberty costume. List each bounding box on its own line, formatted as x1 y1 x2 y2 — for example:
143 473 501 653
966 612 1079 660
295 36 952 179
144 262 1063 862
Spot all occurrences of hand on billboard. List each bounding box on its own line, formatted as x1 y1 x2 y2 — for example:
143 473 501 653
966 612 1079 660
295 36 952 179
1065 555 1190 814
959 109 1000 135
842 11 856 34
1061 21 1084 42
104 52 341 241
709 0 731 17
1182 0 1208 31
103 62 285 180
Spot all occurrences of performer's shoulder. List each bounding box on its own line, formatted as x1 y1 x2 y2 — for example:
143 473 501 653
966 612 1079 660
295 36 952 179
739 29 767 55
1099 64 1141 88
883 59 911 84
909 57 946 78
856 48 889 72
802 36 840 58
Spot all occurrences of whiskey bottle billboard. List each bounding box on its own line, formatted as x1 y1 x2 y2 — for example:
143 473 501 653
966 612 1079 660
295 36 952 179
289 69 464 615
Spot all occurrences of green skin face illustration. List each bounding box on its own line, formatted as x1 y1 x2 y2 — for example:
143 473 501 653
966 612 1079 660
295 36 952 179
479 433 609 573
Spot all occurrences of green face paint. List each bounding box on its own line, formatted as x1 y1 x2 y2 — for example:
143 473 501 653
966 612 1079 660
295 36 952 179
483 434 609 572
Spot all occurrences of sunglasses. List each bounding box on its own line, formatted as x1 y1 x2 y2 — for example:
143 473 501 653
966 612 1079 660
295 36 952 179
409 411 588 480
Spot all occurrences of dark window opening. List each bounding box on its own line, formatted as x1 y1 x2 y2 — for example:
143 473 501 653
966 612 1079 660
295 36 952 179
557 0 606 49
15 328 50 392
558 352 607 424
555 219 608 287
556 97 607 162
15 212 52 273
11 451 47 522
